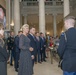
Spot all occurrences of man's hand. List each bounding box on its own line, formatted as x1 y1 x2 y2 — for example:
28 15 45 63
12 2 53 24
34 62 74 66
31 55 34 59
29 47 33 51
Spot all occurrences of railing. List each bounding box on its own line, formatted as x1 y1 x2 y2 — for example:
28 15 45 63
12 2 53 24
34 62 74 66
45 1 53 6
22 0 37 1
21 1 38 6
27 1 38 6
21 1 63 6
56 1 63 6
45 1 63 6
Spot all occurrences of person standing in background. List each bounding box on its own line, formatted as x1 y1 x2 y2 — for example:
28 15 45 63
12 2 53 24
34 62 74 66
40 33 46 62
7 31 15 66
35 32 41 63
14 31 22 72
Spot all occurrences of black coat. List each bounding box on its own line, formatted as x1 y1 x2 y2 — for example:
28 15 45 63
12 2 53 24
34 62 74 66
35 37 41 52
57 27 76 72
40 37 46 50
28 34 37 56
15 35 20 52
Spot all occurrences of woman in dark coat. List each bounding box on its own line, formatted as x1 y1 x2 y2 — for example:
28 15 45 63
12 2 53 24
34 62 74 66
18 24 33 75
0 23 8 75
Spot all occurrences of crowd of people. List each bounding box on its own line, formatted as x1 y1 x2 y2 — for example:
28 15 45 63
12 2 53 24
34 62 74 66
0 23 52 75
1 16 76 75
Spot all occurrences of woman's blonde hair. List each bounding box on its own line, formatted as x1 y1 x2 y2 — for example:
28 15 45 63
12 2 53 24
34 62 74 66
0 23 3 30
21 24 29 31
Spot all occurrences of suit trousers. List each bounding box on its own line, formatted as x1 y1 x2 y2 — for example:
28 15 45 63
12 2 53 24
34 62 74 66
10 50 15 65
15 52 20 69
63 71 76 75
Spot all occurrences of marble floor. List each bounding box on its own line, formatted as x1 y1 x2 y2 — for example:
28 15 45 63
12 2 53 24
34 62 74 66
7 56 63 75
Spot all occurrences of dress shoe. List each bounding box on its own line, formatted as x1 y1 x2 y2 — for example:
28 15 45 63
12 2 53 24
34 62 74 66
15 69 18 72
35 62 37 64
38 61 42 64
10 64 13 66
43 60 46 62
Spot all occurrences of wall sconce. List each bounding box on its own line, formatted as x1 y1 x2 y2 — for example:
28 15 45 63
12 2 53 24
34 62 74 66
61 30 64 33
10 22 14 26
10 22 14 30
47 32 50 35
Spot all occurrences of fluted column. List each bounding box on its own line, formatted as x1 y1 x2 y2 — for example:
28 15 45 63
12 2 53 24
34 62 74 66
64 0 70 17
53 14 57 37
24 14 27 24
39 0 45 35
14 0 20 35
6 0 11 30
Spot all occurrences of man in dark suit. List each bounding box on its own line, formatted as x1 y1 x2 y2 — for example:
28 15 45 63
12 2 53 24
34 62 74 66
57 16 76 75
35 32 41 63
40 33 46 62
7 31 15 66
28 27 37 66
14 31 22 72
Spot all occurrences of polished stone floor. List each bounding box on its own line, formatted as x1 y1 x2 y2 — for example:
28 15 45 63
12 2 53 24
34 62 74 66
7 56 63 75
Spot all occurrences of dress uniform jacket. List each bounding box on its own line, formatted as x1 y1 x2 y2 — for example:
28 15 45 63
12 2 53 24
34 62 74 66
7 36 15 51
57 27 76 72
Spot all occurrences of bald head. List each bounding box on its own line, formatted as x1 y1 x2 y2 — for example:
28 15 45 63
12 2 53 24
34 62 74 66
64 16 76 30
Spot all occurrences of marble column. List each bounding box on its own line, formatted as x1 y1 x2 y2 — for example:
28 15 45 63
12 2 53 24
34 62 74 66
6 0 11 30
53 14 57 37
14 0 20 35
64 0 70 17
24 15 27 24
20 15 23 27
10 0 14 30
39 0 45 35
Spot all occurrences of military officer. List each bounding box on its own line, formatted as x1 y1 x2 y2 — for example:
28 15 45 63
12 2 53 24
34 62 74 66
57 16 76 75
7 31 15 66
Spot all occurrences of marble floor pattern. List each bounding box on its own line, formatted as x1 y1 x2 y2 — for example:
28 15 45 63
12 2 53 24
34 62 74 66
7 56 63 75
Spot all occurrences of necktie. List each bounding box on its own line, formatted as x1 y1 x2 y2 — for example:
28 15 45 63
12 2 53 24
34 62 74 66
33 35 36 41
37 37 39 41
